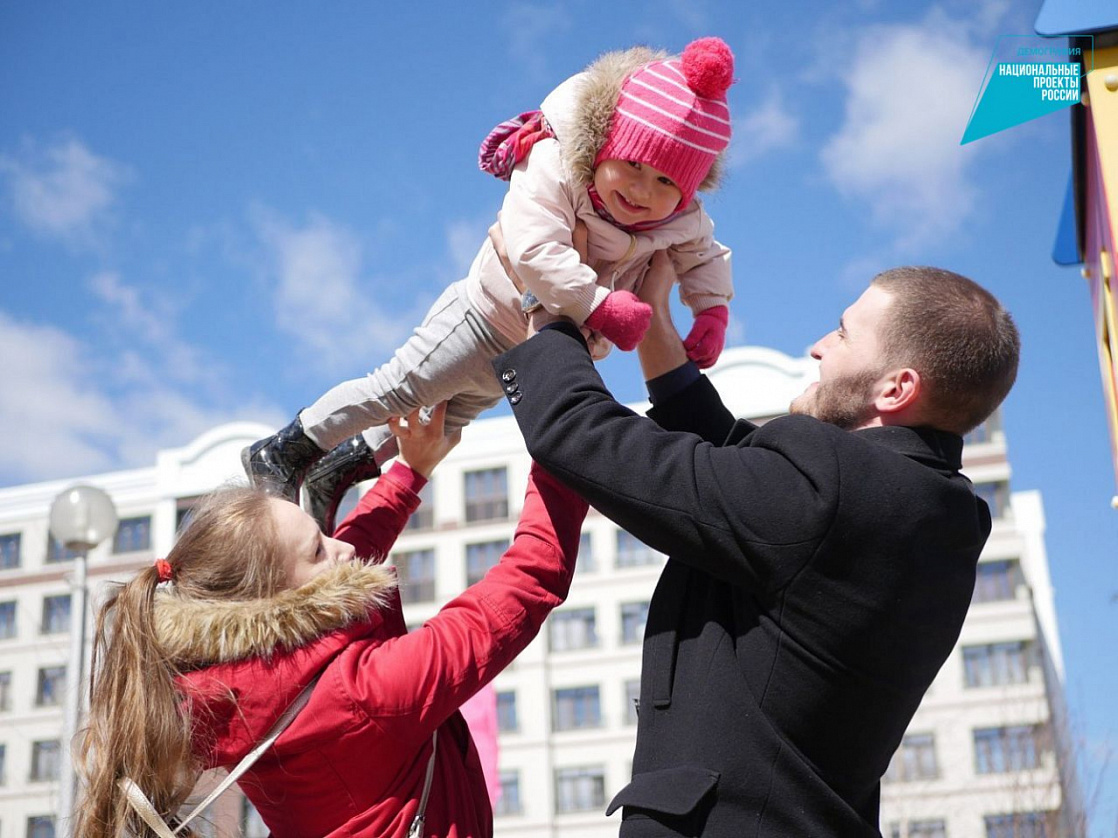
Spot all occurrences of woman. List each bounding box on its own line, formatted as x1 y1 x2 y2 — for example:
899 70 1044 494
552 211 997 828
76 402 588 837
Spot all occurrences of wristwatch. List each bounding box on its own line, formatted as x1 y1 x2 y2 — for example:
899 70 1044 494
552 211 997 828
521 290 544 314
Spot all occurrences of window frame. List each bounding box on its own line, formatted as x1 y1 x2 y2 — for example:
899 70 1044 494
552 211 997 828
463 467 509 523
548 607 598 652
0 533 21 570
552 685 602 732
40 594 72 635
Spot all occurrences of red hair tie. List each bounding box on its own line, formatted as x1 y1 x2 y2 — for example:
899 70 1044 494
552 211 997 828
154 559 173 583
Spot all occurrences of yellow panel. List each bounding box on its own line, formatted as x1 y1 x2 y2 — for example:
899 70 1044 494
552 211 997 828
1098 263 1118 478
1085 46 1118 254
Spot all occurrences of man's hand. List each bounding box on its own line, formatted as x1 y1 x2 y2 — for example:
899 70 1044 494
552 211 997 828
635 250 689 380
638 249 676 315
488 213 590 338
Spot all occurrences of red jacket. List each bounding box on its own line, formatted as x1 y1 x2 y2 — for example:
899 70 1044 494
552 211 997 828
170 463 587 837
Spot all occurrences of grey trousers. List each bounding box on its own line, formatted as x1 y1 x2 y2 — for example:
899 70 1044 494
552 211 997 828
298 280 517 464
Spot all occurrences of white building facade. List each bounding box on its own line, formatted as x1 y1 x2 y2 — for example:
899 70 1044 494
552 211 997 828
0 346 1080 837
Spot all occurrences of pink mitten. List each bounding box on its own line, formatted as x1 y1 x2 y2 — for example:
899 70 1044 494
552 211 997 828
684 305 729 369
584 290 652 351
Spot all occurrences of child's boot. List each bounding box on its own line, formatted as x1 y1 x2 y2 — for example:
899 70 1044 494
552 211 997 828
241 416 325 501
302 434 381 535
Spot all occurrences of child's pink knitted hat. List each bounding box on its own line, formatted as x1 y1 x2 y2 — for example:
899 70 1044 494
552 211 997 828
595 37 735 208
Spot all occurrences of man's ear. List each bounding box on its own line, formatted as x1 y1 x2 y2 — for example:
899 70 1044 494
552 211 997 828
874 368 921 418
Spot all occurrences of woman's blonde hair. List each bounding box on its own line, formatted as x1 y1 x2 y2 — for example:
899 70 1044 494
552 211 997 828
75 486 285 838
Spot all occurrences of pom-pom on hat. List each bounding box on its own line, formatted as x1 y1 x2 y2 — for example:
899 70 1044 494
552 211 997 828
595 37 735 208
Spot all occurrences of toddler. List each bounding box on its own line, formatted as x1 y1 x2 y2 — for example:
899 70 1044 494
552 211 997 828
245 37 737 531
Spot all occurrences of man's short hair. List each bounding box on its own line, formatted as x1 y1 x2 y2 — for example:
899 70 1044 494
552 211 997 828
871 267 1020 435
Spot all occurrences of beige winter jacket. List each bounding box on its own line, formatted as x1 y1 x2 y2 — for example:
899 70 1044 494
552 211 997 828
464 46 733 360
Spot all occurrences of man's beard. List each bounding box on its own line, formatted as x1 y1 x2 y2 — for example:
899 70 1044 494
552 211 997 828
789 368 882 430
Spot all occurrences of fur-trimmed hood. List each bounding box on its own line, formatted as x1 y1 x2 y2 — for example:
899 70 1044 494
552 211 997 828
154 561 397 668
548 45 725 195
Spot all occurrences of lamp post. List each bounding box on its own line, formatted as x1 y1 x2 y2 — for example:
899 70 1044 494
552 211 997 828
48 485 118 838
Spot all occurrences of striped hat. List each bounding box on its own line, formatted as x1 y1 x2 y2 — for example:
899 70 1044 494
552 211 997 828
595 37 735 208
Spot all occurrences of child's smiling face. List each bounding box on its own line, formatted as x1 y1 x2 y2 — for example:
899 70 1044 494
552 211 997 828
593 159 683 225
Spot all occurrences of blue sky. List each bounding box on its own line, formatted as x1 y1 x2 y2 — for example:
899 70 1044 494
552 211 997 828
1 0 1115 830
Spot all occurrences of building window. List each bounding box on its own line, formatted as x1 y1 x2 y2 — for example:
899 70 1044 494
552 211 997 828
393 549 436 603
624 679 640 726
175 496 202 532
974 725 1044 774
973 481 1010 519
908 821 947 838
972 559 1022 603
496 691 518 733
0 742 6 785
884 733 939 782
30 740 60 782
576 531 595 573
241 797 268 838
549 607 598 651
495 769 522 816
465 540 508 585
963 641 1031 688
0 670 11 711
406 482 435 530
620 601 649 645
27 816 55 838
964 421 992 445
464 467 508 523
555 765 606 814
616 530 660 568
553 686 601 732
985 811 1050 838
113 516 152 554
0 533 20 570
47 538 82 564
36 666 66 707
41 595 71 635
0 601 15 640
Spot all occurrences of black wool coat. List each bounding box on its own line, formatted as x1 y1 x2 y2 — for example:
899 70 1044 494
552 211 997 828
493 324 991 838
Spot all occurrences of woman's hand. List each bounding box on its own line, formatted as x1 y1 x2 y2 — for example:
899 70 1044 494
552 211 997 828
389 402 461 479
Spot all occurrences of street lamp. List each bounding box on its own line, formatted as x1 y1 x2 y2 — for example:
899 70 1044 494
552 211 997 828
48 485 118 838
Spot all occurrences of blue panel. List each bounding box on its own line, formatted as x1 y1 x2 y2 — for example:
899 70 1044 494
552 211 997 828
1053 171 1082 266
1035 0 1118 37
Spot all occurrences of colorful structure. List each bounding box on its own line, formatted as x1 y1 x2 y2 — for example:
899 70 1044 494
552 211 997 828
1037 0 1118 503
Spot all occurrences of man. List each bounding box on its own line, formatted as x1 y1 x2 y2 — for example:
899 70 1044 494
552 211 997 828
491 253 1020 837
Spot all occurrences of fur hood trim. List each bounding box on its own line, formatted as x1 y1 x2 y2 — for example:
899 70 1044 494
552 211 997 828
154 562 397 667
563 45 725 195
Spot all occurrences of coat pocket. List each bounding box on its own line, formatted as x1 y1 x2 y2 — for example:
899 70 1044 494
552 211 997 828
606 765 720 835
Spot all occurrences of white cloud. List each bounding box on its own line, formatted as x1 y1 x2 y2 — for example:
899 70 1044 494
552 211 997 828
729 87 799 168
87 271 164 343
503 4 573 82
0 308 286 485
86 270 213 386
0 137 128 248
445 218 489 279
0 312 119 479
251 208 414 374
666 0 711 33
820 15 991 249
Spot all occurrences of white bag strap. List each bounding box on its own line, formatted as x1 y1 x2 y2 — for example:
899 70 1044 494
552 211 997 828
406 729 438 838
120 676 318 836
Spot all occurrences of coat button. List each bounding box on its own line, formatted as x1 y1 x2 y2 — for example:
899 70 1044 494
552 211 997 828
504 382 519 394
509 392 522 405
501 369 517 383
